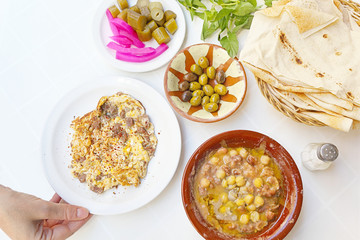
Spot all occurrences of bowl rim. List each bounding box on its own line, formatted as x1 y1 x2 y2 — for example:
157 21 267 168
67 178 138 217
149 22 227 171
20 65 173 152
181 130 303 240
163 43 248 123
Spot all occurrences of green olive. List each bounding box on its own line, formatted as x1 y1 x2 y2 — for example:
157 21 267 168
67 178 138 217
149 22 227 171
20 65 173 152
214 84 227 96
189 81 201 91
206 66 216 79
203 84 214 96
204 102 219 112
210 93 220 103
190 64 203 76
198 74 208 85
201 96 210 106
193 90 204 97
198 57 209 69
190 96 202 106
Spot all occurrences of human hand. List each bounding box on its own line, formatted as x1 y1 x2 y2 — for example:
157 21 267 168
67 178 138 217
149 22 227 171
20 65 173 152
0 185 91 240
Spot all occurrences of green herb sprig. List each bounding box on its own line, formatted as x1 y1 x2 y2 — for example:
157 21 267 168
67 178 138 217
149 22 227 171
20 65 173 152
178 0 273 57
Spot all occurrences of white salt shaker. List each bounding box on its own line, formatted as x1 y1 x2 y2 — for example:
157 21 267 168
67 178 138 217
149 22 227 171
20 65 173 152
301 143 338 171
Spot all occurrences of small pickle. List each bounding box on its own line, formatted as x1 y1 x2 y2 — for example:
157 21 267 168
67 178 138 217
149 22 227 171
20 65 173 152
204 103 218 112
155 18 165 27
164 10 177 21
178 81 190 91
210 93 220 103
109 5 120 18
193 90 204 97
117 9 129 22
140 6 152 21
203 84 214 96
127 9 147 30
201 96 210 106
190 96 202 106
189 82 201 91
214 84 227 95
117 0 129 10
198 74 208 85
198 57 209 69
206 66 216 79
130 5 141 14
152 27 171 44
164 18 177 35
181 91 192 102
215 69 226 84
151 8 164 21
136 26 152 42
136 0 149 8
183 72 197 82
146 20 158 32
190 64 202 76
149 2 163 11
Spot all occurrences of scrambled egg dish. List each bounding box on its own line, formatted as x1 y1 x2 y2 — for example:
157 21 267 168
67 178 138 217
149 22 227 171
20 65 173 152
70 92 157 193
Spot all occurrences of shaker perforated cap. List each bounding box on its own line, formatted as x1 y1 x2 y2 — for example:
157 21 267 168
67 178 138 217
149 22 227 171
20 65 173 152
317 143 338 162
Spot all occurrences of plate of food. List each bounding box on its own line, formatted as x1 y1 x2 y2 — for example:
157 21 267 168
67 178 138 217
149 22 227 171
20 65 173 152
182 130 303 239
93 0 186 72
164 43 247 123
42 77 181 215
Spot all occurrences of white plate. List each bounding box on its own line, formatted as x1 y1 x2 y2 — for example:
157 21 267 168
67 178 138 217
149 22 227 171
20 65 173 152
41 77 181 215
93 0 186 72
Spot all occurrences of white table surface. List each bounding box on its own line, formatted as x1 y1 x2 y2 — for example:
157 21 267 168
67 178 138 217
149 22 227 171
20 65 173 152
0 0 359 239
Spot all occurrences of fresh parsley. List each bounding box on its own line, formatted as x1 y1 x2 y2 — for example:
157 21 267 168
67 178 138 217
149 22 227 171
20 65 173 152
178 0 269 57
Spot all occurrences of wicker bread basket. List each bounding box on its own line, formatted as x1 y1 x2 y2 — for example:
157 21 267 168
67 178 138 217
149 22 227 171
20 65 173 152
256 0 360 126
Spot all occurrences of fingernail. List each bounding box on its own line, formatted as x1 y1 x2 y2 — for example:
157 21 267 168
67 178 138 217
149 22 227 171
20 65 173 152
77 208 89 218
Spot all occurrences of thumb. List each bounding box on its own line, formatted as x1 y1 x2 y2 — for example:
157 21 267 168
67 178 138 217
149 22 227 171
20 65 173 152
35 200 89 221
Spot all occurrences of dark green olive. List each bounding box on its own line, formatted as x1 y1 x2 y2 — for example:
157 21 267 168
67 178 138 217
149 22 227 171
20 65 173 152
190 96 202 106
203 84 214 96
214 84 227 96
193 90 204 97
190 64 203 76
198 74 208 85
198 57 209 69
204 102 219 112
210 93 220 103
179 81 189 91
189 81 201 91
215 69 226 83
201 96 210 106
206 66 216 79
183 72 198 82
181 91 192 102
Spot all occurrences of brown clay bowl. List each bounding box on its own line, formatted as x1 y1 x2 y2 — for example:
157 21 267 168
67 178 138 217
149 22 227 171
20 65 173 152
164 43 247 123
181 130 303 240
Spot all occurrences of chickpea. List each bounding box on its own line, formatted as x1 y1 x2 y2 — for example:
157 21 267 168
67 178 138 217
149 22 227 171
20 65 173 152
260 155 271 165
198 57 209 69
247 204 256 211
239 214 249 224
229 149 238 157
222 179 228 188
227 175 236 185
250 211 260 222
236 176 246 187
235 198 245 206
244 194 254 205
216 169 226 179
254 196 264 207
200 178 210 188
223 154 231 163
239 186 248 194
210 156 220 165
217 147 228 155
190 64 202 75
239 148 248 158
206 66 216 79
220 192 228 203
253 178 263 188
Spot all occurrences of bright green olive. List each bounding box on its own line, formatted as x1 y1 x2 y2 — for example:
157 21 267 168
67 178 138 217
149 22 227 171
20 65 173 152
198 74 208 85
201 96 210 106
190 64 203 76
214 84 227 96
193 90 204 97
206 66 216 79
198 57 209 69
210 93 220 103
203 84 214 96
189 81 201 91
190 96 202 106
204 102 219 112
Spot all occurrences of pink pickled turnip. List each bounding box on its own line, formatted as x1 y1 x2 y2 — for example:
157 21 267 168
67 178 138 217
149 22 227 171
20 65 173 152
110 36 132 46
110 18 137 38
115 43 169 62
107 42 156 55
117 32 145 48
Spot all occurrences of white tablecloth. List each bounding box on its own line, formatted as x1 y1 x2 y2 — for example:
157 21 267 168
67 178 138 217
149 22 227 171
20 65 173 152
0 0 359 239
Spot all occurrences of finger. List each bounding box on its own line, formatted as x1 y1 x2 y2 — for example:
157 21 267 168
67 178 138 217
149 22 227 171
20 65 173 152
35 201 90 221
49 193 61 203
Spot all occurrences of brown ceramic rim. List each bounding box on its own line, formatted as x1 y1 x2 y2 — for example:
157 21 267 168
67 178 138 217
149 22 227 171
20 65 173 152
181 130 303 240
163 43 248 123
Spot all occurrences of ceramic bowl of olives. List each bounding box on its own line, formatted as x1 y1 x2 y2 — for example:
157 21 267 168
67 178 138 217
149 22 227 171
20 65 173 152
164 43 247 123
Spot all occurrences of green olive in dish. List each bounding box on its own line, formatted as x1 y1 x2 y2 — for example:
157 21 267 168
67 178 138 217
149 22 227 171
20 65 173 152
206 66 216 79
198 57 209 69
190 64 203 76
214 84 227 96
204 102 218 112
